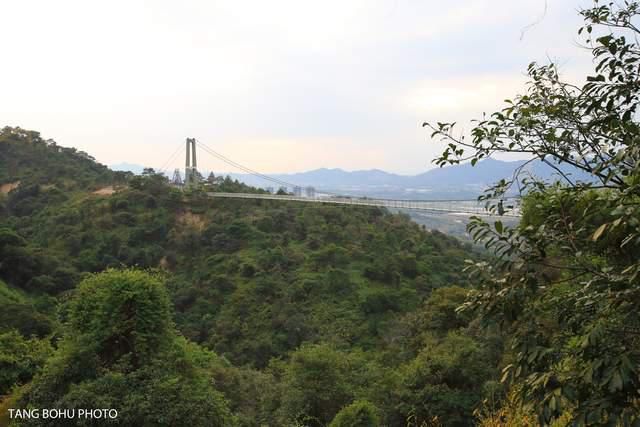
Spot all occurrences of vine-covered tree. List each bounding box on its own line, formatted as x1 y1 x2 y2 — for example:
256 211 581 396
425 1 640 424
17 269 235 426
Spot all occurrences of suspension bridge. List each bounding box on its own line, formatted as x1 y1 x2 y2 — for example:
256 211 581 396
157 138 521 218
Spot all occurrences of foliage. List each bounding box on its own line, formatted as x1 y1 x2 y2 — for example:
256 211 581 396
67 269 174 366
15 269 235 426
0 330 52 396
426 1 640 424
329 400 381 427
205 174 267 194
0 126 122 192
277 344 368 426
0 279 54 337
0 129 497 425
474 387 573 427
395 332 496 426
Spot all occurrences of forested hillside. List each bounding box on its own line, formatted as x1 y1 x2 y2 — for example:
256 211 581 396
0 128 501 426
4 1 640 426
0 127 124 190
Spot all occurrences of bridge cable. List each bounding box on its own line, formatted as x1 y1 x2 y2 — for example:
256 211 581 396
196 140 302 187
158 141 185 176
194 140 520 216
196 140 339 195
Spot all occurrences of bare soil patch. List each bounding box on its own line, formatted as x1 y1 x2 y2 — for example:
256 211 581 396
0 181 20 194
92 186 116 196
177 211 206 231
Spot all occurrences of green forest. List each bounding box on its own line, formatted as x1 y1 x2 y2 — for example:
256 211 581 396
0 128 496 426
2 1 640 426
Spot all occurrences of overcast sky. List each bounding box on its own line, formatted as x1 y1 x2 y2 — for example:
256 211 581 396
1 0 593 174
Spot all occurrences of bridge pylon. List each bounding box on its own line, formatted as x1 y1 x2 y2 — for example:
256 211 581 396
172 168 183 185
184 138 198 186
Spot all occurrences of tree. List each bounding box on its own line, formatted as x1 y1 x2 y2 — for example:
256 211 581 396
279 344 355 426
16 269 235 426
396 332 494 426
329 400 381 427
425 1 640 424
404 286 472 351
130 169 170 195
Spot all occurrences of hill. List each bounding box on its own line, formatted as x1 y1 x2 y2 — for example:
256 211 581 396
1 129 502 426
0 127 125 191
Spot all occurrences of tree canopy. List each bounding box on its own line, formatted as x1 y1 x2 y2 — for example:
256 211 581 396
17 269 235 426
0 132 495 425
426 1 640 424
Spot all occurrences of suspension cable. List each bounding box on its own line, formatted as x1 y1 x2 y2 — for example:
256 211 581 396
158 140 185 175
196 140 336 194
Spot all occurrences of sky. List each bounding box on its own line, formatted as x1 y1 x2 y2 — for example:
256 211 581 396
1 0 594 174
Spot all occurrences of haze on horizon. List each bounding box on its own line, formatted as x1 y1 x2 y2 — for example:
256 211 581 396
1 0 591 175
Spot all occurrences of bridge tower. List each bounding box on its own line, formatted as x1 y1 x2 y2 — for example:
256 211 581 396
184 138 198 186
172 168 183 185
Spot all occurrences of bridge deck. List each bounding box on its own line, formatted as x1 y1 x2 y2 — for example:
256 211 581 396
206 192 521 217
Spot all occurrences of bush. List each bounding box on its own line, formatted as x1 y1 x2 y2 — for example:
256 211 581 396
329 400 381 427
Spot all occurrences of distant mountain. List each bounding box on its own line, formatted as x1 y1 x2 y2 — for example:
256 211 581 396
409 158 521 187
110 162 146 175
225 158 595 199
262 168 408 187
110 158 595 199
409 158 593 188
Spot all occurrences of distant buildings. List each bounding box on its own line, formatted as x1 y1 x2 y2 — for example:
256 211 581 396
264 186 314 196
305 186 316 198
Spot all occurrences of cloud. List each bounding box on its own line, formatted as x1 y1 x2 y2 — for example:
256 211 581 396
205 137 388 174
400 74 529 117
0 0 595 174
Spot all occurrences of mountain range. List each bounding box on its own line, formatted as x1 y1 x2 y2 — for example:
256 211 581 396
111 158 594 199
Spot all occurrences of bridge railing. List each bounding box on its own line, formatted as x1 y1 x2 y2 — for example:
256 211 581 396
206 192 521 217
